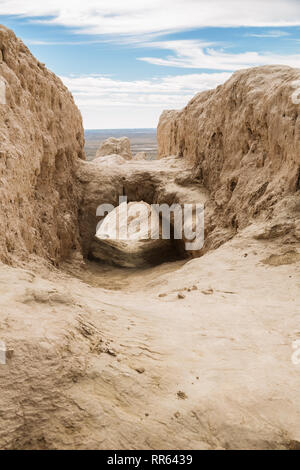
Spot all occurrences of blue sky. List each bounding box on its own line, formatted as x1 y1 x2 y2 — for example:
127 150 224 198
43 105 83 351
0 1 300 128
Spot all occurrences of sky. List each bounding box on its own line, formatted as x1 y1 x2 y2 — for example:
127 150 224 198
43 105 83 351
0 0 300 129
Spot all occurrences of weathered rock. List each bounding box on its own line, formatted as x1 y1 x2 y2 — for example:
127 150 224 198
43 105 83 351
157 66 300 250
133 151 147 161
157 110 179 159
77 156 208 259
80 66 300 261
91 201 174 267
92 154 126 166
0 25 84 265
96 136 132 160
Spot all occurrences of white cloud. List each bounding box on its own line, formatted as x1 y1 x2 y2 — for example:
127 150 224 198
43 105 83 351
80 106 161 129
60 72 231 127
61 72 231 107
139 39 300 70
0 0 300 38
2 1 299 127
23 39 104 46
246 30 291 38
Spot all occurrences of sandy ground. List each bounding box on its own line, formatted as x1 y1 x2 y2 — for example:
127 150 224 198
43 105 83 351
1 232 299 449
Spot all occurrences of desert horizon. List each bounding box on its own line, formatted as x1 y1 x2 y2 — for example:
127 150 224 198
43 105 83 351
84 128 157 160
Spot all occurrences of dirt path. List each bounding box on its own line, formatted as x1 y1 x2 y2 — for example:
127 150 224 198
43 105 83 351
59 234 300 449
1 234 300 449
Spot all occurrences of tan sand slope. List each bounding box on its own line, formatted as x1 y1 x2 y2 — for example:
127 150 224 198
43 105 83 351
0 233 299 450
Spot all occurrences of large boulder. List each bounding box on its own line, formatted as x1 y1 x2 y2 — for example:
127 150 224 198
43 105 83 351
95 136 132 160
132 151 147 161
77 155 208 260
0 25 85 265
91 201 174 267
92 154 126 166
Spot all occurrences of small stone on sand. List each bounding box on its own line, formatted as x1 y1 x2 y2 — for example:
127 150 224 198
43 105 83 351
177 391 187 400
